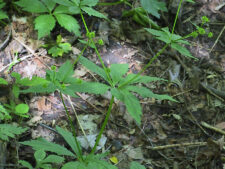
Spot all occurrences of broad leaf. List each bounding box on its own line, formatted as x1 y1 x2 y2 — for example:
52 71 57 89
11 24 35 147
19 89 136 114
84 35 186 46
0 77 8 85
19 76 50 86
19 160 33 169
140 0 167 18
42 0 56 11
20 138 76 157
15 0 48 13
79 56 108 82
56 60 74 82
171 43 195 59
81 6 107 19
0 11 8 20
34 14 56 39
42 155 64 163
145 28 170 43
15 103 29 115
54 13 80 36
52 0 74 6
80 0 98 7
62 161 87 169
34 150 46 162
110 64 129 85
54 5 79 14
21 82 57 94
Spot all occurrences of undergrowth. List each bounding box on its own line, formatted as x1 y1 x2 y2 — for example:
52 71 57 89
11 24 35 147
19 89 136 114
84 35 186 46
0 0 213 168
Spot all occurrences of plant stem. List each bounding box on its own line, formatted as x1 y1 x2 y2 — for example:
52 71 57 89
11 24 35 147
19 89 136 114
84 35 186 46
119 43 169 89
59 91 84 161
171 0 183 35
91 96 115 154
73 43 89 66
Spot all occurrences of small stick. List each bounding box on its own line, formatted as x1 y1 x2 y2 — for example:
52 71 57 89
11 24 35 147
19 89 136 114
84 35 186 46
209 25 225 53
201 121 225 136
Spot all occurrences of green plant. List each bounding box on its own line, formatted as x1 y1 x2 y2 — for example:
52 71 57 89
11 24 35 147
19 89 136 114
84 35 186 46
0 124 27 141
19 149 64 169
0 0 8 20
43 35 72 57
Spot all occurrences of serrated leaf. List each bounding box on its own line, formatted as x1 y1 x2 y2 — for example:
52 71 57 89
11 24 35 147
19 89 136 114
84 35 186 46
69 82 110 94
0 77 8 85
56 126 82 157
62 161 87 169
34 14 56 39
80 0 98 7
145 28 170 43
110 64 129 85
21 82 57 94
52 0 74 6
34 150 46 162
59 43 72 53
42 155 64 164
20 138 76 157
60 86 78 98
171 43 196 59
130 161 146 169
125 85 177 102
56 60 74 82
54 13 80 36
54 5 79 14
19 160 33 169
15 0 48 13
68 6 81 14
0 124 27 141
0 104 10 120
42 0 56 11
48 46 64 57
81 6 107 19
19 76 50 86
79 56 108 82
140 0 167 18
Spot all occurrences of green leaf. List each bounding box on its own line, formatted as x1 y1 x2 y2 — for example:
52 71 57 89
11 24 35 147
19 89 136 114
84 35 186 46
56 126 82 157
145 28 170 43
130 161 146 169
21 82 57 94
110 64 129 85
0 78 8 85
62 161 87 169
54 13 80 36
42 0 56 12
20 138 76 157
80 0 98 7
19 160 33 169
42 155 64 164
34 150 46 162
59 43 72 53
48 46 64 57
15 0 48 13
69 82 110 94
0 124 27 141
140 0 167 18
15 104 29 115
171 43 195 59
0 104 10 120
125 85 177 102
79 56 108 82
54 5 79 14
0 11 8 20
34 14 56 39
19 76 50 86
56 60 74 82
52 0 74 6
81 6 107 19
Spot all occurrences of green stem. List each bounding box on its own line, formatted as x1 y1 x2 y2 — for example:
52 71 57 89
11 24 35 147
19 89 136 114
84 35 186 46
119 43 169 89
59 92 84 161
171 0 183 35
73 43 89 66
91 96 115 154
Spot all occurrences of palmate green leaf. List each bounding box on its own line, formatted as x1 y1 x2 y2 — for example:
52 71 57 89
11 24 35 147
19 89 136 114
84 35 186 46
62 161 87 169
79 56 108 82
54 5 79 14
34 14 56 39
80 0 98 7
42 154 64 163
0 124 27 141
125 85 177 102
69 82 110 94
56 126 82 156
130 161 146 169
20 138 76 157
59 43 72 53
171 43 195 59
52 0 74 6
145 28 170 43
111 88 142 125
42 0 56 11
15 0 48 13
56 60 74 82
55 13 80 36
60 86 78 98
18 76 50 86
21 82 57 94
140 0 167 18
81 6 107 19
110 64 129 86
48 46 64 57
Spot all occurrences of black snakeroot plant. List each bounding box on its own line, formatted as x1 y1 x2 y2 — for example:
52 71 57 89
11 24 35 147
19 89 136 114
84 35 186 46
4 0 212 168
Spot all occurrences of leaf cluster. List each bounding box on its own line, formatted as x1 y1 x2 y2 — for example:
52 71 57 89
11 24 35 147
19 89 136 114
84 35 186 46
0 124 27 141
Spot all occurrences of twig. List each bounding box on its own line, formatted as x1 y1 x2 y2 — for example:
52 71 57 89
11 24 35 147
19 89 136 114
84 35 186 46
0 25 12 51
209 25 225 53
147 142 207 150
201 121 225 135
